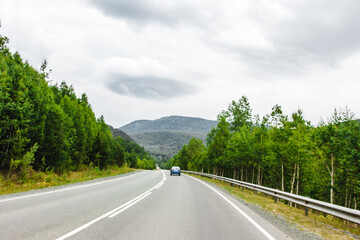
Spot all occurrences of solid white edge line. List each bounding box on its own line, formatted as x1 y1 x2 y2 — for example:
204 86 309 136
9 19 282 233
109 192 152 218
185 174 276 240
56 170 166 240
0 171 146 203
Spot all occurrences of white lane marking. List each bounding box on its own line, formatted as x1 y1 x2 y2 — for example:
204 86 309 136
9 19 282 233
56 170 166 240
155 182 164 189
185 174 276 240
154 178 166 189
0 171 146 204
109 192 152 218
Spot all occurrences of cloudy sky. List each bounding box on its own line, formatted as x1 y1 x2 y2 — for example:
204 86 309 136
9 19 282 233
1 0 359 127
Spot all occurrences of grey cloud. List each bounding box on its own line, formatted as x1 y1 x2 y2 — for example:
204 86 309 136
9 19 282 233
85 0 197 25
238 49 312 78
268 0 360 64
106 75 196 100
209 0 360 78
87 0 360 78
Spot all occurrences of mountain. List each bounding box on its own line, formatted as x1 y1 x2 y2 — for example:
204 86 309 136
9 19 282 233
119 116 217 161
108 125 135 142
120 115 217 133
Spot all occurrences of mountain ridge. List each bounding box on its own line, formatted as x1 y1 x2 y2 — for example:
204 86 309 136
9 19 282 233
119 116 217 161
108 125 135 142
120 115 217 133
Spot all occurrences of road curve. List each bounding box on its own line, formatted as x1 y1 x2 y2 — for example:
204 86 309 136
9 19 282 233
0 170 292 240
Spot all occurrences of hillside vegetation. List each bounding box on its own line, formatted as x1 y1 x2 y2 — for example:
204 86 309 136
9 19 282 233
121 115 216 132
108 125 135 142
119 116 217 161
164 96 360 210
0 35 155 185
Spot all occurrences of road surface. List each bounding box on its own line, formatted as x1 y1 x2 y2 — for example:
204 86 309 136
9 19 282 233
0 170 292 239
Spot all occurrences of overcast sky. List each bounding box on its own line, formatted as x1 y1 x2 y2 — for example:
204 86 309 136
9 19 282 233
1 0 359 127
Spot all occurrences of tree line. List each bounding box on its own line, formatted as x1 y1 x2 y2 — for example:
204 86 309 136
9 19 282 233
163 96 360 209
0 35 155 176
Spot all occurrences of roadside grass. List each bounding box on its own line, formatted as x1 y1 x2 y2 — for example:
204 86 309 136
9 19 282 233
192 175 360 240
0 165 133 195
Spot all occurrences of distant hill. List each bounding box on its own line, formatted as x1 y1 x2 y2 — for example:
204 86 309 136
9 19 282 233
120 115 217 133
119 116 217 161
108 125 135 142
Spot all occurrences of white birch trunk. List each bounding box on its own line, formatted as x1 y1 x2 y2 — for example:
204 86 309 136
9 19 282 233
281 162 284 191
296 164 299 195
354 196 357 210
330 154 334 204
290 163 296 194
241 167 244 181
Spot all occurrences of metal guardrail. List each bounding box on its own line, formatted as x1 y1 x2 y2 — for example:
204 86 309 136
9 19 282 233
182 170 360 224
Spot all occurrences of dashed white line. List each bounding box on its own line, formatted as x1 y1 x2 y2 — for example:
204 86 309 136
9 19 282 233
56 170 166 240
185 174 276 240
155 182 164 189
109 192 152 218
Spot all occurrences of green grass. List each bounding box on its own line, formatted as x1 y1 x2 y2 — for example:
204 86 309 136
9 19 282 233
0 165 134 195
191 174 360 240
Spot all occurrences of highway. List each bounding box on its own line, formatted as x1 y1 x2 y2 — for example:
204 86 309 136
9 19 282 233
0 170 292 240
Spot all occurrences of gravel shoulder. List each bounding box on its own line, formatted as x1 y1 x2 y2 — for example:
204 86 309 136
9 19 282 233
206 180 324 240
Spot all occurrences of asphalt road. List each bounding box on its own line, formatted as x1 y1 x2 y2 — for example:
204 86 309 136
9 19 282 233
0 170 292 240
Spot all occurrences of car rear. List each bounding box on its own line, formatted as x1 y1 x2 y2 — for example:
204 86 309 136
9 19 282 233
170 167 181 176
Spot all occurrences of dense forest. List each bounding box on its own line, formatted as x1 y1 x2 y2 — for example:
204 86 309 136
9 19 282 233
0 35 155 177
163 96 360 209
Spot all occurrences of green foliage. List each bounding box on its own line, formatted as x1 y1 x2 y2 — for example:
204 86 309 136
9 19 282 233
1 164 133 195
136 158 156 170
164 97 360 209
163 137 207 171
207 116 230 175
8 143 38 181
126 150 137 168
220 96 252 131
0 34 155 177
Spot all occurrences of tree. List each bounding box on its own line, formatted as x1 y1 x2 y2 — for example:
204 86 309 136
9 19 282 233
207 116 230 176
0 34 156 176
126 150 137 168
221 96 252 132
184 137 206 172
268 105 289 191
287 109 312 197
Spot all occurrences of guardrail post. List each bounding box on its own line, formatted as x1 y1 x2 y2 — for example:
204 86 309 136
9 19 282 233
304 201 309 216
274 193 278 203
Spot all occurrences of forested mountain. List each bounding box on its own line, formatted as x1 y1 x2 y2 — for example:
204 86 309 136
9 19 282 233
164 96 360 210
120 116 217 133
108 125 135 142
0 35 155 175
119 116 217 161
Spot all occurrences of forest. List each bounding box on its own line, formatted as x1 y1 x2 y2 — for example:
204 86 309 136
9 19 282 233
163 96 360 209
0 35 155 179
